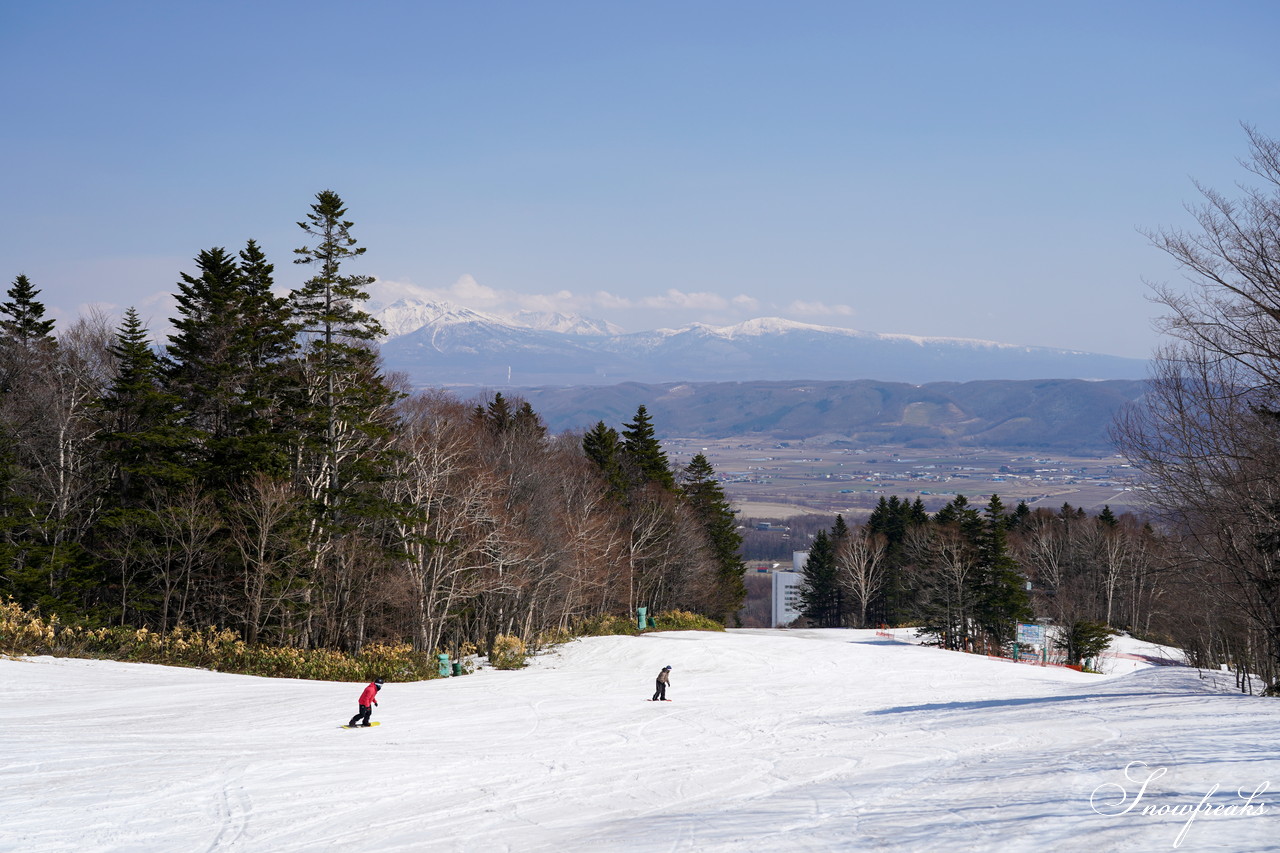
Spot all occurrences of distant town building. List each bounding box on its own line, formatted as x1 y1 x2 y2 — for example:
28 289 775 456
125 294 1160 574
772 571 803 627
767 550 811 627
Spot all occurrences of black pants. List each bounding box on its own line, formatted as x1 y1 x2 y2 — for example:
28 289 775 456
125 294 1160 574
652 680 667 701
349 704 373 727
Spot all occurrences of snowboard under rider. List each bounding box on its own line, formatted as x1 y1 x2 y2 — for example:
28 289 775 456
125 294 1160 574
349 677 384 727
651 665 672 701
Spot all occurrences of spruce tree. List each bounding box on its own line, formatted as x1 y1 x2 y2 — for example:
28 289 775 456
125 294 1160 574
620 405 675 492
0 274 56 349
866 495 926 625
94 309 197 624
482 392 513 434
165 246 243 470
583 421 627 499
832 514 851 546
973 494 1032 650
909 498 929 525
289 190 396 504
798 529 842 627
235 239 299 477
1011 499 1032 530
165 244 297 488
287 192 399 649
99 308 193 504
1056 619 1113 667
511 401 546 441
0 274 57 394
680 453 745 619
0 421 32 602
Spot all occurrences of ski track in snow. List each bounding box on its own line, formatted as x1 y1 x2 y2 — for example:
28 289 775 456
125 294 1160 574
2 630 1279 853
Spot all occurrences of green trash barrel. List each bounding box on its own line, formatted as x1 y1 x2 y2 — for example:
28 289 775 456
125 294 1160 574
437 653 451 677
646 616 656 628
451 662 462 677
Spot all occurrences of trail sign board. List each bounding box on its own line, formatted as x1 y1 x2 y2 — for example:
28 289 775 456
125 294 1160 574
1016 622 1045 645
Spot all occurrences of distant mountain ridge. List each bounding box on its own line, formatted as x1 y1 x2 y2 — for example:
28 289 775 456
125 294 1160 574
507 378 1149 453
370 299 1149 387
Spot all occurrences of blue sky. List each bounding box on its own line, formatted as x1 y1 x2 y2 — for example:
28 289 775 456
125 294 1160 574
3 0 1277 358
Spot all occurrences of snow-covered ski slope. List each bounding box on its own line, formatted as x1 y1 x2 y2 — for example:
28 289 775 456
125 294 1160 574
2 629 1276 853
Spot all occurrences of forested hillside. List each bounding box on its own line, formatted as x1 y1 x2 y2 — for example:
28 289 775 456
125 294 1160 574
515 378 1149 452
0 192 744 660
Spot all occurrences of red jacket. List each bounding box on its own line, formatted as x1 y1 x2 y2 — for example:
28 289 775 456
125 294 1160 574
358 682 380 706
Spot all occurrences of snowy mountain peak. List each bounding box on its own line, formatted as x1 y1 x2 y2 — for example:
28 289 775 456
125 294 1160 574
717 317 836 338
511 310 624 337
372 299 517 340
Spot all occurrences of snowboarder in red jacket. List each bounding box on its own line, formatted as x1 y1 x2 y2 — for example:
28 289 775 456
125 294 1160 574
349 677 383 727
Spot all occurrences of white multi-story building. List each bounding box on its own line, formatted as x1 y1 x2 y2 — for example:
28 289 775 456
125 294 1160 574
769 550 809 627
771 571 803 627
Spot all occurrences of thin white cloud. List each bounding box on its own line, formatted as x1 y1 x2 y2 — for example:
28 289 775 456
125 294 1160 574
448 274 500 305
787 300 855 317
589 290 636 310
639 289 731 310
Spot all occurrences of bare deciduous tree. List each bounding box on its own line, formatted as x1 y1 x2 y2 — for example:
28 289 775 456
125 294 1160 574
1115 126 1280 688
837 530 886 628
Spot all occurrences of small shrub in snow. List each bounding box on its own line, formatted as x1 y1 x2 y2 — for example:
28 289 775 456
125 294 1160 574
652 610 726 632
489 634 527 669
1055 619 1114 667
576 615 640 637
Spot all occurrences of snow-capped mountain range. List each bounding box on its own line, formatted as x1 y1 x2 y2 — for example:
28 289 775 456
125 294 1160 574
369 297 1148 387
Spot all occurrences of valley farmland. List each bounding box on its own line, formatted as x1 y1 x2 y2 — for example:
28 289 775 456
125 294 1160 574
663 438 1145 521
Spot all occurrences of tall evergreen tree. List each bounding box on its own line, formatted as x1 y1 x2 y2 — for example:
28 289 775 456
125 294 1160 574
0 420 31 601
290 190 393 503
165 246 243 468
909 498 929 525
1011 499 1032 530
0 275 53 560
95 309 195 625
480 392 513 434
973 494 1032 649
798 529 842 627
235 239 299 476
866 495 926 625
832 514 851 546
99 309 193 505
165 244 297 488
288 191 399 649
511 401 546 441
934 493 983 535
620 405 675 492
680 453 745 618
583 421 627 499
0 274 57 393
0 274 56 349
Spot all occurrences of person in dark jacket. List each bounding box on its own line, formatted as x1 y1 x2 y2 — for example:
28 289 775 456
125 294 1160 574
651 665 672 701
349 677 384 727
